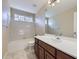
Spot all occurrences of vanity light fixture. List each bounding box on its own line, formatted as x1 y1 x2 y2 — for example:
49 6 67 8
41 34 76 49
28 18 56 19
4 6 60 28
48 0 60 7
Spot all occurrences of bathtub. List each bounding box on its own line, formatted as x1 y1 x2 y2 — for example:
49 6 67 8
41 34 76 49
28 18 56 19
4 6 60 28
8 38 35 53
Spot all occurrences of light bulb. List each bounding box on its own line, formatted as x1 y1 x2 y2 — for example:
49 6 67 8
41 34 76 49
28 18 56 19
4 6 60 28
52 3 55 7
48 0 51 4
56 0 60 3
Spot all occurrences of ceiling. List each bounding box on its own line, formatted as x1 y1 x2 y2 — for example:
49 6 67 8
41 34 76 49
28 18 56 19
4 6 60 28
9 0 48 14
9 0 77 16
45 0 77 17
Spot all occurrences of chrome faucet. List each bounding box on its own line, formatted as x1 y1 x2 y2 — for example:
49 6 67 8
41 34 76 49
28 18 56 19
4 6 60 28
74 32 77 38
56 32 62 40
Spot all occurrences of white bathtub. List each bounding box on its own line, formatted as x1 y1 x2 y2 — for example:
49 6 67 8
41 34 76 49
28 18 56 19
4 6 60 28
8 38 35 53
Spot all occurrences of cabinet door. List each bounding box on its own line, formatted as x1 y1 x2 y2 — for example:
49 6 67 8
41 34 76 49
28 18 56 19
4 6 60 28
39 46 44 59
39 40 55 56
45 51 55 59
34 43 39 58
57 50 75 59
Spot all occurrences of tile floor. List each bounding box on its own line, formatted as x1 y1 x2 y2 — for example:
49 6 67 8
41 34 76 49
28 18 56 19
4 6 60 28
4 49 37 59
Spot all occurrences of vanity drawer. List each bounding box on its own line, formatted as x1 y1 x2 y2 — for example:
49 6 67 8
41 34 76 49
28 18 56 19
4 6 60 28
39 40 56 57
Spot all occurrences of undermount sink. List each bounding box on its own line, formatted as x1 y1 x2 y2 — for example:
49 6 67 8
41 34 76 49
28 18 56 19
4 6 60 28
44 36 62 43
36 35 62 43
51 38 62 43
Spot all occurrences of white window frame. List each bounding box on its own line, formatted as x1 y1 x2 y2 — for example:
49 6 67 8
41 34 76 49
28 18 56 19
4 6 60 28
14 14 33 22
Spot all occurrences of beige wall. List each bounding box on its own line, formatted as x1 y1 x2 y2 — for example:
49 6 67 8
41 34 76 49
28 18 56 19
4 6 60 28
35 16 45 35
47 7 77 37
2 26 9 57
2 0 9 57
74 12 77 33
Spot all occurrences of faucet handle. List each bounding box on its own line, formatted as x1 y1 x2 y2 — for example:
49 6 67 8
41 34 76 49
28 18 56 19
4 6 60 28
74 32 77 38
74 32 76 35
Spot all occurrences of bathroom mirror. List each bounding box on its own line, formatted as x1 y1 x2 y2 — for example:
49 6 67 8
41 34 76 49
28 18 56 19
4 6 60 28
44 0 77 37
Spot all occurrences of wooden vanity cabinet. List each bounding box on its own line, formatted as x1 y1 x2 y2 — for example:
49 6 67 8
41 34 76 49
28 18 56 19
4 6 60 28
45 51 55 59
38 40 56 57
34 43 39 58
34 38 39 58
38 45 44 59
34 38 76 59
34 38 56 59
57 50 75 59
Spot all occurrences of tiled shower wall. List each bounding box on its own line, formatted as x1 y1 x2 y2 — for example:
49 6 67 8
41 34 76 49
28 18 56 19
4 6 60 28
9 8 35 41
9 8 45 42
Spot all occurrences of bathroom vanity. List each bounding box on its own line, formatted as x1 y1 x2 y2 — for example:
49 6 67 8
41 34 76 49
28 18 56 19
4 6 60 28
34 35 77 59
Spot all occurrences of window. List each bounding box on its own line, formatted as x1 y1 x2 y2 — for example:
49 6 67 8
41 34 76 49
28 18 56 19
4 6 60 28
14 14 33 22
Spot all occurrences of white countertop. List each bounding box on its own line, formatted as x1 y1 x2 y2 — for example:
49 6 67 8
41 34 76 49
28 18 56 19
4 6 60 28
34 34 77 58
